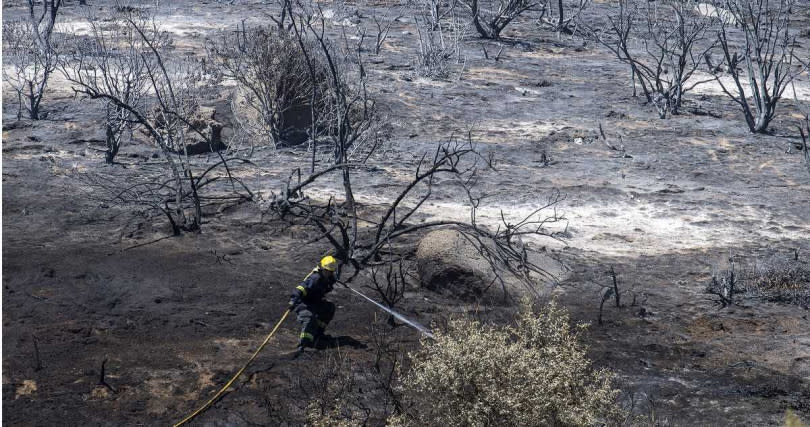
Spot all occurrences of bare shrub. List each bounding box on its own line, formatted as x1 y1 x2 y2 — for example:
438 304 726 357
462 0 537 39
268 327 402 425
368 318 407 418
414 16 464 79
746 255 810 308
390 299 622 426
420 0 458 31
541 0 590 35
368 6 403 55
207 23 325 147
62 7 250 234
302 321 410 425
262 349 366 424
275 134 566 299
709 0 808 133
2 1 63 120
365 260 409 324
148 56 218 155
705 254 809 308
273 3 382 182
586 0 718 118
706 258 741 307
66 10 153 163
301 355 367 426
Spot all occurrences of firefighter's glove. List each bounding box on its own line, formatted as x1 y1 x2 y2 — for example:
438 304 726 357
288 299 299 310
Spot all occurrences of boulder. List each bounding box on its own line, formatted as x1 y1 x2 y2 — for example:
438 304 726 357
147 105 226 155
181 106 225 155
415 229 568 304
416 229 495 301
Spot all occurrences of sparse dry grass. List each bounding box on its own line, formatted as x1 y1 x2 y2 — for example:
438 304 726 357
707 255 810 308
747 256 810 308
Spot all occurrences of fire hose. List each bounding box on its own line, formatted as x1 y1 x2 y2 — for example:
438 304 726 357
173 308 291 427
173 282 432 426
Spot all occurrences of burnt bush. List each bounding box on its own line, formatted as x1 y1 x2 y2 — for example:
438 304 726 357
62 7 252 234
706 254 810 308
747 255 810 308
3 1 63 120
461 0 536 39
414 15 465 80
207 24 329 147
706 259 741 307
585 0 718 118
710 0 807 133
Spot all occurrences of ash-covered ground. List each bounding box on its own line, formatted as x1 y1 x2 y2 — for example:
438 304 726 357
3 0 810 425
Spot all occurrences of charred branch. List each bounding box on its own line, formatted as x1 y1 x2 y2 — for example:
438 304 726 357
462 0 537 39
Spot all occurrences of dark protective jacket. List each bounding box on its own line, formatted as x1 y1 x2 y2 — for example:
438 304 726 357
290 269 336 305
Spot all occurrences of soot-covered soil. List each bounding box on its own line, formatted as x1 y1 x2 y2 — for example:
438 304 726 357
3 0 810 425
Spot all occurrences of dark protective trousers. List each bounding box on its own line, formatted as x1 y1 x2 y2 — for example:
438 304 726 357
295 299 335 347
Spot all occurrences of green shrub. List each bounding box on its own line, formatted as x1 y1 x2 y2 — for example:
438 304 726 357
392 299 622 426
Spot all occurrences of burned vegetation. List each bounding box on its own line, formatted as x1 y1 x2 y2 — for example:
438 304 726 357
2 0 810 425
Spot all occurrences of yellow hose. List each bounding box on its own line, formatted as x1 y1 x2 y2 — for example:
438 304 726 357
173 309 291 427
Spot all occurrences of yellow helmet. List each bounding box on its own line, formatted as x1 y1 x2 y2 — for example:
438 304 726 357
319 255 338 272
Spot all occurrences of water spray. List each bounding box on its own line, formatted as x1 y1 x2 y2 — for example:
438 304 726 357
340 281 434 339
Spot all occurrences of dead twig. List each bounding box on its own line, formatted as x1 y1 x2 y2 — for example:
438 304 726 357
609 265 621 308
115 235 175 253
99 357 117 393
597 287 613 326
28 293 48 301
598 122 630 158
33 335 43 371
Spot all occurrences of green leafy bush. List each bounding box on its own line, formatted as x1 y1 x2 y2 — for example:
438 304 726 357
392 299 622 426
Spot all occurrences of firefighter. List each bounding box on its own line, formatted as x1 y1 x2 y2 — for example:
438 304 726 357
288 255 338 353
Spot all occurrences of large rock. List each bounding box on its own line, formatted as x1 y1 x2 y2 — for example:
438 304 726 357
147 105 226 155
416 229 494 301
181 106 225 155
415 229 567 304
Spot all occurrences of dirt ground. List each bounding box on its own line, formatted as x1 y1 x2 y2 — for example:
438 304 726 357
3 0 810 425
